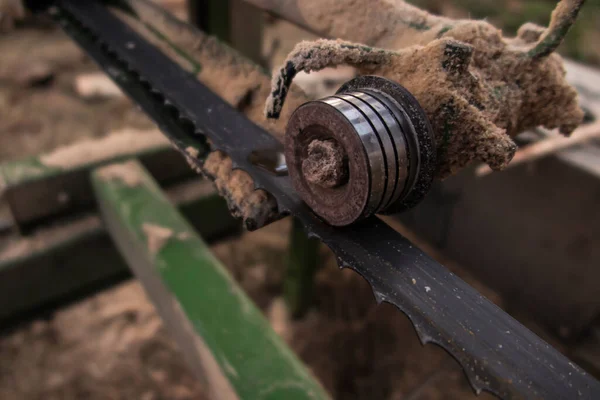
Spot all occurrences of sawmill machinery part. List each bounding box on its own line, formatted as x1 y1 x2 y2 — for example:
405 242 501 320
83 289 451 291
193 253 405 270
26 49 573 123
28 0 600 398
285 76 435 226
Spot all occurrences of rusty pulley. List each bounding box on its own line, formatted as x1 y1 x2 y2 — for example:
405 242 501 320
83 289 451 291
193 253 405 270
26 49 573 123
285 76 436 226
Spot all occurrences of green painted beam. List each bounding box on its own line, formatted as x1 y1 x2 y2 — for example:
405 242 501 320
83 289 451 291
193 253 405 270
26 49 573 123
0 140 192 230
0 177 239 324
92 160 329 400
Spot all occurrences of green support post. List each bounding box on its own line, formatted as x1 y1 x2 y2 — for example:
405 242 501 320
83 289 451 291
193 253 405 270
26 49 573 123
284 218 320 318
92 160 329 400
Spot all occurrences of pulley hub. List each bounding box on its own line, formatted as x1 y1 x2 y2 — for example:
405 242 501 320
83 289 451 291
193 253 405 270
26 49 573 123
285 76 436 226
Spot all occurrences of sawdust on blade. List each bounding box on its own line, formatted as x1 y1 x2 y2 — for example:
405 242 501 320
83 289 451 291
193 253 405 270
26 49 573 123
183 146 280 230
183 146 202 174
203 151 279 231
115 1 314 229
40 129 168 170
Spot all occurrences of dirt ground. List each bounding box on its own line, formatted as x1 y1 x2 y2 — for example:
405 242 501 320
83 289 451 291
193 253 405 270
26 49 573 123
0 23 153 161
0 4 592 400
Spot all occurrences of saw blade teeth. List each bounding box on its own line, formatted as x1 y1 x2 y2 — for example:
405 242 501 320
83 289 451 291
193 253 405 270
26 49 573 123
57 1 289 229
178 117 195 136
324 238 511 398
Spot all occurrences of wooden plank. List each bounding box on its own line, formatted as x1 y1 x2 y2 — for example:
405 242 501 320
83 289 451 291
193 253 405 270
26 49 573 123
92 160 329 399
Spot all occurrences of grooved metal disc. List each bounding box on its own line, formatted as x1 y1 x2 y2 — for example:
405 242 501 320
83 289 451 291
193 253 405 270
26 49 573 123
285 76 435 226
285 100 372 226
339 76 436 214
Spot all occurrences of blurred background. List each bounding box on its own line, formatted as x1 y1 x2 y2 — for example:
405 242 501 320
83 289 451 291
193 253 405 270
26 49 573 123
0 1 599 399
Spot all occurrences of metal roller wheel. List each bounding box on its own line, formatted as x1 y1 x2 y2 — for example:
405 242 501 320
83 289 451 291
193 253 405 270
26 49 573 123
285 76 436 226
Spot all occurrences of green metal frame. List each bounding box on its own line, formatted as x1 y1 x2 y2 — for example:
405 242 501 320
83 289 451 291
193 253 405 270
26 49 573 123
0 177 238 323
93 160 329 399
0 144 191 229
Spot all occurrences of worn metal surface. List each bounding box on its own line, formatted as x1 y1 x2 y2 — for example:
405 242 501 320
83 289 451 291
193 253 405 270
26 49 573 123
286 76 436 226
92 160 330 399
48 1 600 398
0 144 191 229
0 177 238 323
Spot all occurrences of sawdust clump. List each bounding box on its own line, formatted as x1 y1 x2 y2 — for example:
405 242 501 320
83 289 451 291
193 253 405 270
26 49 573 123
302 139 348 188
203 151 279 231
375 34 582 176
266 0 585 177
